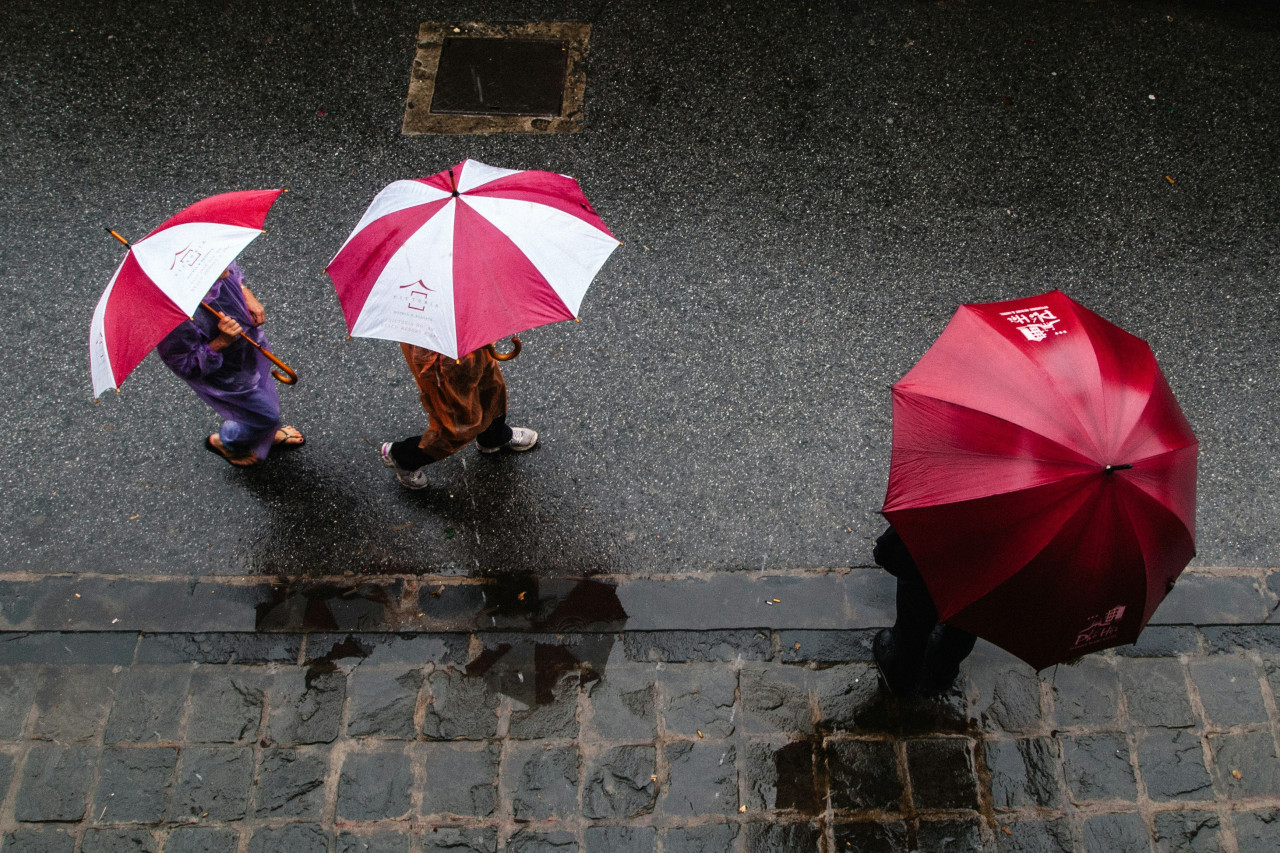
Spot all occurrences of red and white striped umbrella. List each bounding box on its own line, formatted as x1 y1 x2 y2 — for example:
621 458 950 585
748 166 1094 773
325 160 619 359
89 189 286 398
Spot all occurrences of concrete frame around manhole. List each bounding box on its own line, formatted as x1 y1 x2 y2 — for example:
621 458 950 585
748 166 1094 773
402 21 592 135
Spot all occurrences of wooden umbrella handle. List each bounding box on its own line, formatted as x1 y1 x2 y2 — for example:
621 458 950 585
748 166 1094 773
200 302 298 385
486 336 522 361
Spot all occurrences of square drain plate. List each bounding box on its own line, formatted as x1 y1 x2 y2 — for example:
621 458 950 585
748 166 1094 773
403 22 591 134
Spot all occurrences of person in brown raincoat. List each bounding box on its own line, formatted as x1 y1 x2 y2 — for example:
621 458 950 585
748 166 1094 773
379 344 538 489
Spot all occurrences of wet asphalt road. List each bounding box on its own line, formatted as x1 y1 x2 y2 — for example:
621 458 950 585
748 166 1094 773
1 0 1276 579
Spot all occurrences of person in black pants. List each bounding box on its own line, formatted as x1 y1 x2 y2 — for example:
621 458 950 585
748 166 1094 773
872 526 977 697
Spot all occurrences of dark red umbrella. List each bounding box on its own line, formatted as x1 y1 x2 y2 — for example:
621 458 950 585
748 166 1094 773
882 290 1197 670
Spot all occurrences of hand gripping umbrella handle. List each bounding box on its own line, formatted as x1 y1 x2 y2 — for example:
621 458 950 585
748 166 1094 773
199 302 298 385
485 336 522 362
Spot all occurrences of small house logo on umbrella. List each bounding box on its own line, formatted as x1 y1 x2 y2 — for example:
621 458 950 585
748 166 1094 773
170 243 204 271
1000 305 1064 341
1072 605 1126 650
400 279 434 311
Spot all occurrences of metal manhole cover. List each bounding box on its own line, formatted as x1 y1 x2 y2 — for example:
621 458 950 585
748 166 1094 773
403 22 591 135
431 38 567 116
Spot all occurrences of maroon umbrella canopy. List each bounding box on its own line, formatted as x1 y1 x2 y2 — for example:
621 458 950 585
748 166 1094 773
882 290 1197 670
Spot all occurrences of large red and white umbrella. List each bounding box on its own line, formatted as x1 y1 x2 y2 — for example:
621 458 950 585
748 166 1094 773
325 159 619 359
89 189 286 398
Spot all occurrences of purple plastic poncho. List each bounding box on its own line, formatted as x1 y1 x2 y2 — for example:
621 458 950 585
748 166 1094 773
155 263 281 460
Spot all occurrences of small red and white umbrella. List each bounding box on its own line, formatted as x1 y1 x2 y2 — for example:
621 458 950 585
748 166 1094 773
325 159 619 359
89 189 287 398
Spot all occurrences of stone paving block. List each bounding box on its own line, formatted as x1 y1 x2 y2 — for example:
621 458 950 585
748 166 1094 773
418 741 500 817
660 824 739 852
247 824 330 853
657 664 737 738
91 746 178 823
739 665 812 735
916 818 990 852
135 633 301 665
172 746 253 820
164 826 240 853
1081 812 1149 853
422 668 500 740
184 667 265 743
336 830 412 853
1152 810 1222 853
0 667 37 740
661 741 737 816
1060 732 1138 803
623 630 770 662
308 632 469 667
1135 727 1213 802
744 738 822 814
1115 658 1194 728
581 664 656 742
583 825 657 853
743 821 824 852
1204 625 1280 655
993 818 1075 852
252 747 327 817
509 671 580 739
505 829 577 852
907 737 979 811
984 736 1063 810
419 826 498 852
826 739 902 811
80 827 158 853
264 668 345 745
1207 730 1280 798
103 667 191 743
1188 657 1269 726
0 633 136 665
1235 808 1280 853
965 656 1043 733
14 742 95 821
508 743 579 821
32 666 118 743
1156 574 1267 624
830 821 907 852
809 663 879 733
1113 626 1201 658
346 667 422 738
582 744 656 819
1047 658 1123 729
336 746 413 820
778 629 876 663
2 826 75 853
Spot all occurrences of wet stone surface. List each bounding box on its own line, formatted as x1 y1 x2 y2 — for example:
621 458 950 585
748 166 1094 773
0 626 1278 850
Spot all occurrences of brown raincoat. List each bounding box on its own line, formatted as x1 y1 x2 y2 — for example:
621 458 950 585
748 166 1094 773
402 344 508 461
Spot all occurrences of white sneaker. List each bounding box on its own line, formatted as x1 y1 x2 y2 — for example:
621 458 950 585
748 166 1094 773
478 426 539 454
380 442 429 489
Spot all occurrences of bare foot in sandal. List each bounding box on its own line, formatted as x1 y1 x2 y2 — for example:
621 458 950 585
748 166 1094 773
205 434 258 467
273 425 305 449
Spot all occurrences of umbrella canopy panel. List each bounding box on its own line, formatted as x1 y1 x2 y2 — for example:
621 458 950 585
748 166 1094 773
326 159 619 359
882 290 1197 669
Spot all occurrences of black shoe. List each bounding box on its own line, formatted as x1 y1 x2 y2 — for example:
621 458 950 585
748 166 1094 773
873 629 919 698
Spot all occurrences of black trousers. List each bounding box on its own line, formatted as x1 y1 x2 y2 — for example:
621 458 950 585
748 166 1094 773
389 415 513 469
892 561 978 687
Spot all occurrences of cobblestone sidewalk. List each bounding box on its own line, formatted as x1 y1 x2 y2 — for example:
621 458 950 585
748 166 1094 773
2 623 1280 852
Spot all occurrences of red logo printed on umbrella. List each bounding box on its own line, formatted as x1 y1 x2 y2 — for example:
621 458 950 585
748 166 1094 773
400 280 434 311
1071 605 1126 650
1000 305 1063 342
171 244 204 271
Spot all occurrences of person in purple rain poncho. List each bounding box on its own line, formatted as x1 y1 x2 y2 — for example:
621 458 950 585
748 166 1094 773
155 262 303 466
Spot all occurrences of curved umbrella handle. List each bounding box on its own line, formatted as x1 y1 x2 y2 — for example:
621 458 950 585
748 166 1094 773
486 336 522 362
199 302 298 385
